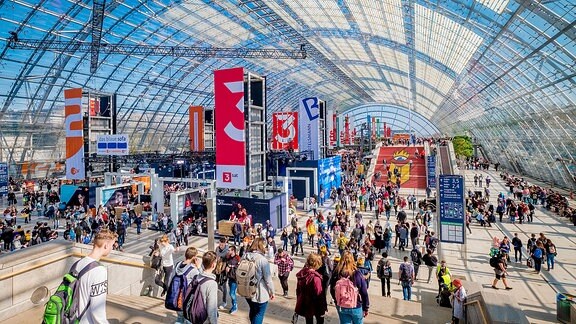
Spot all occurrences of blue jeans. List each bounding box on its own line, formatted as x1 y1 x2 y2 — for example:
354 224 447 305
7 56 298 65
402 281 412 300
175 311 191 324
246 299 268 324
229 280 238 311
234 234 241 246
336 306 363 324
547 254 555 270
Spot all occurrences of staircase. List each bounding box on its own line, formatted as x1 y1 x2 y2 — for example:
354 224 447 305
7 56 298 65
13 279 452 324
373 146 427 189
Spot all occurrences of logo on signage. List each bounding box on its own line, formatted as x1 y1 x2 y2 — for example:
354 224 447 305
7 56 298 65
302 97 319 121
223 172 232 183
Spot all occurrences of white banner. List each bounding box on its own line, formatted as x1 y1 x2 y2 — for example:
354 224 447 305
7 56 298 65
299 97 320 160
96 134 129 156
327 109 334 149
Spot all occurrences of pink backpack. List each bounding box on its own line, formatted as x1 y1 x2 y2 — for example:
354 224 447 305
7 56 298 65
335 276 359 308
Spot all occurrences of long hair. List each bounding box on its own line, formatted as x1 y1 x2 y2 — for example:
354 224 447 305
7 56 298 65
334 251 357 278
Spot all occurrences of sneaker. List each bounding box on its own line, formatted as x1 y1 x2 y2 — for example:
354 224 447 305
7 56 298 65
505 287 513 290
229 308 237 315
218 304 227 310
491 286 498 289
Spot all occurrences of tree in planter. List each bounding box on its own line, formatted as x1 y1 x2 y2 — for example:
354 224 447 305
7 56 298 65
452 136 473 159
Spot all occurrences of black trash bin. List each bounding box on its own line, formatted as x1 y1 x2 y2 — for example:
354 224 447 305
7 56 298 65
557 293 575 323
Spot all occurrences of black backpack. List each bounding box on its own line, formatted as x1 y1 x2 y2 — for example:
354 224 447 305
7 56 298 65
489 256 500 268
411 250 420 265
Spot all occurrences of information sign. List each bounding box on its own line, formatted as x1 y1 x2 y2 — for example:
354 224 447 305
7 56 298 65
438 174 465 244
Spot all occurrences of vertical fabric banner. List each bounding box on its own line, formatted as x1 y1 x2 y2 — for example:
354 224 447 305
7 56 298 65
64 88 85 180
336 116 341 147
0 162 7 197
272 112 298 150
344 115 350 145
326 109 334 149
299 97 320 159
189 106 205 151
372 117 376 138
376 118 380 138
214 67 246 189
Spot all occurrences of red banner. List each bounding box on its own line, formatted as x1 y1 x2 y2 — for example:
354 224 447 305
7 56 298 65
271 112 298 151
214 67 246 189
64 88 85 180
189 106 205 151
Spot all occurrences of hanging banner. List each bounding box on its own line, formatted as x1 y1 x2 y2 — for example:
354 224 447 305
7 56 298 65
336 116 341 147
326 109 334 149
299 97 320 159
0 162 7 197
189 106 205 151
214 67 246 189
272 112 299 151
439 175 465 244
344 115 350 145
64 88 85 180
372 117 376 138
427 155 437 189
96 134 129 156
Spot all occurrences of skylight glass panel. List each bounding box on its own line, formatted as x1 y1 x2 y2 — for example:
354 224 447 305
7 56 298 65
414 4 483 74
416 82 444 106
161 3 254 47
345 65 380 79
317 38 371 62
284 0 350 30
415 59 455 95
266 1 302 31
382 71 410 88
476 0 510 14
361 80 388 90
368 43 409 72
348 0 405 44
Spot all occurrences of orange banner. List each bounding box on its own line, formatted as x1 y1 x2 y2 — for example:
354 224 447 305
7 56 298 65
189 106 205 151
64 88 85 180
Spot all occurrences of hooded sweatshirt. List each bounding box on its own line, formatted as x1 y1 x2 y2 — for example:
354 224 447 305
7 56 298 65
295 266 327 318
172 260 199 284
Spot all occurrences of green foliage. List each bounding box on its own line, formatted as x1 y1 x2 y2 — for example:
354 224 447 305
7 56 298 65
452 136 473 158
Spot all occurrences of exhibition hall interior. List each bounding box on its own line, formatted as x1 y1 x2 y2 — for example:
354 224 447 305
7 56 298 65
0 0 574 323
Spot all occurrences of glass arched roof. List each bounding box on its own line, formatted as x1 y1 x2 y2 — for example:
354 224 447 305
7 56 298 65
0 0 574 187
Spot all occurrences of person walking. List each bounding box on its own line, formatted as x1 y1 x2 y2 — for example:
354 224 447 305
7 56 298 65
244 237 276 324
225 245 241 314
329 251 370 323
275 248 294 297
376 253 392 297
399 256 415 301
196 251 219 324
173 247 201 324
451 279 467 324
532 241 545 274
435 260 451 298
511 233 523 263
295 253 328 324
545 239 557 270
159 234 176 297
73 229 118 323
491 253 512 290
410 245 422 280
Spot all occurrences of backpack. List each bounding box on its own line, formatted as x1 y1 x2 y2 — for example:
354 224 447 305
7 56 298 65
165 263 195 311
489 256 500 268
43 260 99 324
533 248 543 259
236 255 258 298
410 250 420 264
183 276 214 324
232 222 242 236
399 263 411 282
430 237 438 249
335 276 359 308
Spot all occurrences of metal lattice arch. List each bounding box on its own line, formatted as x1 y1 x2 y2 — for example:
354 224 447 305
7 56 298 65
341 103 441 138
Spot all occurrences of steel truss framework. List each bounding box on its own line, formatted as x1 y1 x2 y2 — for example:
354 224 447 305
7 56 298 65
0 0 573 189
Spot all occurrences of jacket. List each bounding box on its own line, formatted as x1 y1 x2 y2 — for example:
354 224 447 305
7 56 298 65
245 252 275 303
295 266 327 318
329 269 370 311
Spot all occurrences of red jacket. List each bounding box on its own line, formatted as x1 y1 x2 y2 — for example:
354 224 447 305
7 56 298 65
295 266 327 318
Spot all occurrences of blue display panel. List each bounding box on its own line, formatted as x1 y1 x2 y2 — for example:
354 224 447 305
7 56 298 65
0 163 7 197
427 155 436 189
438 174 465 244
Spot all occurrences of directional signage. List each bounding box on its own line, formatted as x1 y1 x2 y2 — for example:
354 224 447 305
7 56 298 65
427 155 436 189
438 174 465 244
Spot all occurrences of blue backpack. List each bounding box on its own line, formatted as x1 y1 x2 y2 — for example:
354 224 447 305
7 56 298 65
165 263 195 311
533 248 543 259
